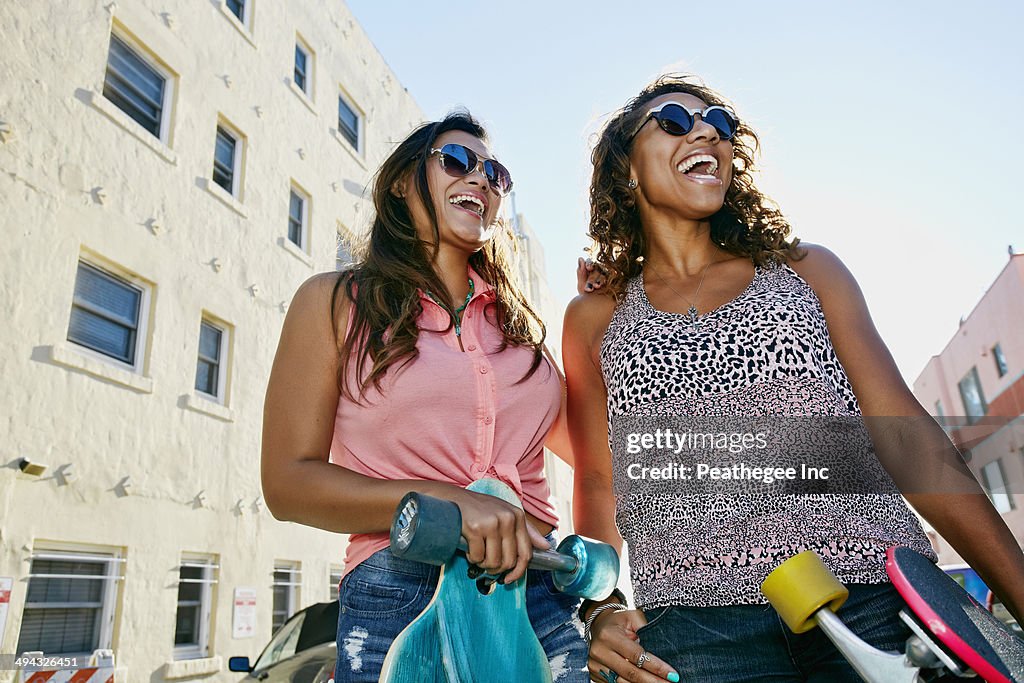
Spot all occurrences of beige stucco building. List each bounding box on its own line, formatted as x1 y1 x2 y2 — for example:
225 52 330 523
912 251 1024 564
0 0 428 678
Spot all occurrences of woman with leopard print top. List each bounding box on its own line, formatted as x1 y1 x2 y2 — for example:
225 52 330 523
563 74 1024 683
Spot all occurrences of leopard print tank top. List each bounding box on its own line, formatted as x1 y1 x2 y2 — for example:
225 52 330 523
600 261 935 609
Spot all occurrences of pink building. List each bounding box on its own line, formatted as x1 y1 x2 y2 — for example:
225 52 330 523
912 252 1024 564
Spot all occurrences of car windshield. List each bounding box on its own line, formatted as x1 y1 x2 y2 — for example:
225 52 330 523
253 612 306 672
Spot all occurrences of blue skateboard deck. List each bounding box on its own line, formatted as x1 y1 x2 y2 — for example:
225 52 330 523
379 478 552 682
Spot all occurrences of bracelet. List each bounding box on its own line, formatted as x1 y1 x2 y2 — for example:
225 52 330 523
577 588 628 623
584 602 628 642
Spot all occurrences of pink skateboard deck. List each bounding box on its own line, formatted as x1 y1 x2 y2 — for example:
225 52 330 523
887 546 1024 682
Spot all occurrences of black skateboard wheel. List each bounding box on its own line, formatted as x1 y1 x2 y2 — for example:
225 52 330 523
389 491 463 566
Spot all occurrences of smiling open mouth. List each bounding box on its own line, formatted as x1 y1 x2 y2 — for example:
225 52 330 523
449 194 485 217
677 154 719 180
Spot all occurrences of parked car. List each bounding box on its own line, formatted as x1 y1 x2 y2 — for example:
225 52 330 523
230 601 337 683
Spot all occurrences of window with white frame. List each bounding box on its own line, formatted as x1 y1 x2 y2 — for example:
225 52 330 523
68 261 144 367
288 186 309 250
173 555 218 660
293 39 311 96
195 319 228 401
102 33 169 140
982 459 1014 514
337 92 361 150
16 549 124 657
212 123 243 196
329 565 343 602
272 562 301 635
958 366 987 424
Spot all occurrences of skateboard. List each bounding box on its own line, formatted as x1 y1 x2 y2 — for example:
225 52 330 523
379 478 620 683
761 546 1024 682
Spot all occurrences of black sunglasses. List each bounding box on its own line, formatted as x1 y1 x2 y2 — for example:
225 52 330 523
630 102 739 143
429 143 513 197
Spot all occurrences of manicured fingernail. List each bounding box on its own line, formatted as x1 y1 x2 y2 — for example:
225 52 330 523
668 673 680 682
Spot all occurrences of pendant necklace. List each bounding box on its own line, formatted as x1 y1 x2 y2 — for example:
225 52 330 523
647 249 719 330
426 277 474 350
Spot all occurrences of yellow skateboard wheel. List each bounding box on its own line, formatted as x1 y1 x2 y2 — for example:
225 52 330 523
761 551 849 633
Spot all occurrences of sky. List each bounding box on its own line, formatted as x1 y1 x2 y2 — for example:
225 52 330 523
345 0 1023 382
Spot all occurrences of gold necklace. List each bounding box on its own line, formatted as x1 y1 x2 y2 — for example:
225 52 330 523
647 249 720 329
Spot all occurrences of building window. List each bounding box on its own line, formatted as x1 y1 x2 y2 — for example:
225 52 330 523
288 188 309 249
934 400 944 418
174 556 218 660
993 344 1008 378
226 0 245 22
16 549 124 656
68 262 143 366
272 563 301 635
212 126 239 194
982 459 1014 514
293 42 310 95
337 93 360 150
329 565 343 602
958 366 987 424
102 34 167 139
195 320 226 400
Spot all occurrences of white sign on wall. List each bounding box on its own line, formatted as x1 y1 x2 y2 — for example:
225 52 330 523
232 587 257 639
0 577 11 640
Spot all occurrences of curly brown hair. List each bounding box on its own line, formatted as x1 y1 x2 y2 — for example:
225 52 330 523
589 74 802 299
331 112 545 401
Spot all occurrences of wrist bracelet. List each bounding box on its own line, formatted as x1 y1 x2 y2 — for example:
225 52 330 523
577 588 628 623
584 602 628 642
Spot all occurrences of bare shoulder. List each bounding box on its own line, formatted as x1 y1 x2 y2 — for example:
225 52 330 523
288 271 351 338
786 243 861 300
787 243 848 279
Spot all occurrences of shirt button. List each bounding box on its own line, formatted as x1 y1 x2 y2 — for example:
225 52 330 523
479 366 488 374
467 345 477 351
484 416 493 425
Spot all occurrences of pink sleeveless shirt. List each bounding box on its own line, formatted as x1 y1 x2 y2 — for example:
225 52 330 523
330 267 561 575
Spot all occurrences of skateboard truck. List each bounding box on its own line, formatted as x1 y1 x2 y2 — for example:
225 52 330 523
798 603 960 681
761 549 1023 682
391 490 619 600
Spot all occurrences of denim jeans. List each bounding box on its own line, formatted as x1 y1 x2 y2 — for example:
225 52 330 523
637 583 913 682
334 539 589 682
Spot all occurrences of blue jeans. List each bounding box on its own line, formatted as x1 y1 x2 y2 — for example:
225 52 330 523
637 584 912 682
334 540 589 682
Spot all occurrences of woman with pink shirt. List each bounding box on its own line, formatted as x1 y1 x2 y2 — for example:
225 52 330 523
261 112 589 681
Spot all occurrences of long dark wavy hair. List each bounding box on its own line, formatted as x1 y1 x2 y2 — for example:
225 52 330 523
589 74 802 299
331 112 545 400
